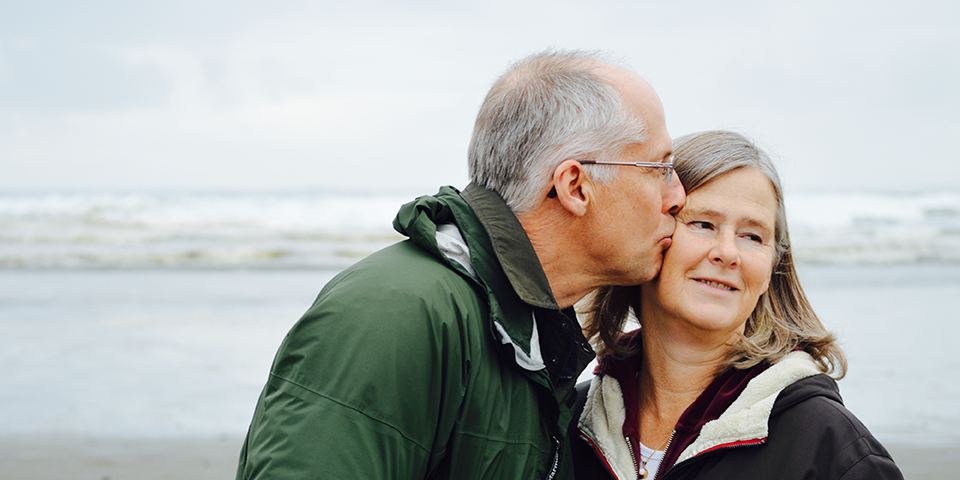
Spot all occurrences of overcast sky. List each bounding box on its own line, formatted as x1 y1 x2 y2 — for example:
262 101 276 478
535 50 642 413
1 0 957 194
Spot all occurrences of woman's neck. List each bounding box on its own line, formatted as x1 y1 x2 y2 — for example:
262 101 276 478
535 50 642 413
636 323 731 448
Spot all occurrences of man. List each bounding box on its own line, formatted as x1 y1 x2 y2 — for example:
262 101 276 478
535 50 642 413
236 50 685 480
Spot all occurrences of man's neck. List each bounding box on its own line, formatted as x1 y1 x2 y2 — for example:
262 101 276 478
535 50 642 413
518 210 598 309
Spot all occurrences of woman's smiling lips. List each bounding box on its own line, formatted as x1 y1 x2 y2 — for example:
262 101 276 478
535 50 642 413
692 277 738 291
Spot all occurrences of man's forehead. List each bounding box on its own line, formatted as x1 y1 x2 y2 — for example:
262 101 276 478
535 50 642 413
620 138 671 162
649 132 673 157
595 63 660 111
636 121 672 159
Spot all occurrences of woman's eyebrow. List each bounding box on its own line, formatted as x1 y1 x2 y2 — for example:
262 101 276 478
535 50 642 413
683 207 772 230
680 206 721 218
740 217 773 230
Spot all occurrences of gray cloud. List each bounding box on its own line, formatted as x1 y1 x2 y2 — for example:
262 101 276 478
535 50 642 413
1 0 957 193
0 42 171 112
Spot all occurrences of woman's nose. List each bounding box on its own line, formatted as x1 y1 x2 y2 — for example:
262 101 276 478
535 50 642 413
710 231 739 267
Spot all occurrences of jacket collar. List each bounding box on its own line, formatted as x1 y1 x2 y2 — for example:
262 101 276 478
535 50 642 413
392 184 560 377
461 182 558 310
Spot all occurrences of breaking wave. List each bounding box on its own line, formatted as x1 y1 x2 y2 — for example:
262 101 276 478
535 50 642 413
2 189 960 268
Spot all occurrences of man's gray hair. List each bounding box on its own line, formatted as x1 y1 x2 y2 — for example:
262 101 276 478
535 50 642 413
467 50 649 214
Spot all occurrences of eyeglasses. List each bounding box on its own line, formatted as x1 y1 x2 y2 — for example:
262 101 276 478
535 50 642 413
579 156 675 185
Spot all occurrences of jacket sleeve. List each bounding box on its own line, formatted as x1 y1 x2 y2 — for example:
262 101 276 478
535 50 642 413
236 247 479 479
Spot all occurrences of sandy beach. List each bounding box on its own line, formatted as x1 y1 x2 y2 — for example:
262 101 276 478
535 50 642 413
0 435 243 480
1 435 956 479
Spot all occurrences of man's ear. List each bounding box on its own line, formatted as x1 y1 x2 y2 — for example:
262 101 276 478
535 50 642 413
550 160 590 217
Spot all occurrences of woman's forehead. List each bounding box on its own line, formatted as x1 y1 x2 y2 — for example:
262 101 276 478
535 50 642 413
682 169 777 228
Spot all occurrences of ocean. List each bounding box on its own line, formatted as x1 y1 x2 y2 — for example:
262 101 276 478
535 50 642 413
1 190 959 447
3 189 960 269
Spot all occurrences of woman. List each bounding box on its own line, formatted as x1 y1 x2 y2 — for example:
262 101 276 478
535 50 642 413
571 131 902 479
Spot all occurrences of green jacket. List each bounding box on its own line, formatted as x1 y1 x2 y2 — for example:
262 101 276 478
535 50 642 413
237 183 595 480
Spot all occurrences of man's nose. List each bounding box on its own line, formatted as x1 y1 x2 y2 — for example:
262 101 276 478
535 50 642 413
662 172 685 215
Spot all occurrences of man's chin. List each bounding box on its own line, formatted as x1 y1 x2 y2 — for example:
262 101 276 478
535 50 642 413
648 250 668 281
634 256 664 285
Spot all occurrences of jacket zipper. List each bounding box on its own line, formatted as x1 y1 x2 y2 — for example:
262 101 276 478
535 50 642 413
628 430 676 480
650 431 675 480
544 435 561 480
625 435 639 476
658 436 764 479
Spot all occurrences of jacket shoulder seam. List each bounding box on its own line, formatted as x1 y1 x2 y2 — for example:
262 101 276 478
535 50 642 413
455 429 554 450
831 446 897 480
816 397 893 479
268 372 431 454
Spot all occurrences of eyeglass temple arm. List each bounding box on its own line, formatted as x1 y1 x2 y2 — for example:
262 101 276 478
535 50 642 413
579 160 672 168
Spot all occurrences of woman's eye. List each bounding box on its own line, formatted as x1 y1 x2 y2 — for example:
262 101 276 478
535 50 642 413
690 221 714 230
742 233 763 243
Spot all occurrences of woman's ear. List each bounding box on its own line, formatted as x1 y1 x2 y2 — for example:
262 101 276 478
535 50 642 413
550 160 590 217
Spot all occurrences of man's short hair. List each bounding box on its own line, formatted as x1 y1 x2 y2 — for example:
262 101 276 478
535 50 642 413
467 50 648 214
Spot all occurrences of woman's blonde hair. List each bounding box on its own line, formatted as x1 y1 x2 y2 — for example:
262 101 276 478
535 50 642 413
582 130 847 378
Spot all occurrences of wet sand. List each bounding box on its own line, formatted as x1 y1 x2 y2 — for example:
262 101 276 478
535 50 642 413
887 443 960 479
0 435 955 479
0 435 243 480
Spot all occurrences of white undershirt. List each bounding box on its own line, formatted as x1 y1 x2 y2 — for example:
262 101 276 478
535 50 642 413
638 442 666 479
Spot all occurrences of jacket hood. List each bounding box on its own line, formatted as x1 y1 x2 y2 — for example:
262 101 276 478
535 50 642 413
769 370 842 415
393 185 463 264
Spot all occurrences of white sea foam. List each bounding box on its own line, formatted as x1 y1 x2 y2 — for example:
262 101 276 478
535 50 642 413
0 191 409 269
785 191 960 264
2 189 960 268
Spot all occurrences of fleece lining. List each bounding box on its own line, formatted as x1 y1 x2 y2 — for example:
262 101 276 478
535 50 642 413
579 375 636 480
676 351 821 463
